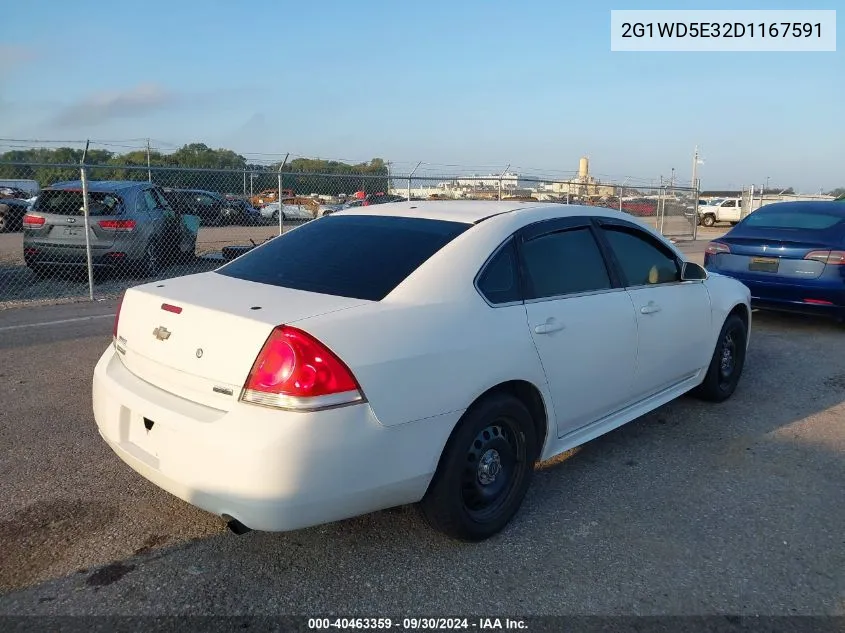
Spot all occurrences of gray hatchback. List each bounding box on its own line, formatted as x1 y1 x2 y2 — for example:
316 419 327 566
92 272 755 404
23 180 198 278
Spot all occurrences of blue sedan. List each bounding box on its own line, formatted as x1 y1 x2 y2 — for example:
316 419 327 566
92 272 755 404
703 201 845 321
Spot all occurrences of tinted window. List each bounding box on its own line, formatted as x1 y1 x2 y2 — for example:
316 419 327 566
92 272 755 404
521 227 611 300
477 238 521 304
141 190 158 212
601 226 680 286
216 215 471 301
33 189 124 216
742 209 843 231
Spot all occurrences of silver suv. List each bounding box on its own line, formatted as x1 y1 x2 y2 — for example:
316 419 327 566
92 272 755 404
22 180 197 278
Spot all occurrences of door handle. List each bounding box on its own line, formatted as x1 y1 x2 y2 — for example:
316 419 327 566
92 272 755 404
534 319 565 334
640 302 661 315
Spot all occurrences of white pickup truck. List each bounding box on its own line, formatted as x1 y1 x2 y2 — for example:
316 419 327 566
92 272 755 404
697 198 742 227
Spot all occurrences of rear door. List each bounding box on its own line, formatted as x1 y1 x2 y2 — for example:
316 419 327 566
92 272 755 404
28 188 125 249
518 217 640 436
594 218 712 398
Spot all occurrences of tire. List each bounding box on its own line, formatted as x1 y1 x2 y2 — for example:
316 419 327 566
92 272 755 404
691 313 747 403
419 393 539 542
701 214 716 227
140 240 163 277
28 264 51 280
178 240 196 264
0 211 7 233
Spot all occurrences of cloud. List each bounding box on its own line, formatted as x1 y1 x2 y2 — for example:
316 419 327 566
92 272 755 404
51 83 180 127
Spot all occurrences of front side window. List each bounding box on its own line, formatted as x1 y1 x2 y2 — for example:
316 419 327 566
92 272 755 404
600 225 680 286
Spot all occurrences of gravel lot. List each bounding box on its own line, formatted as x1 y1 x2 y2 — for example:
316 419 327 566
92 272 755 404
1 238 842 619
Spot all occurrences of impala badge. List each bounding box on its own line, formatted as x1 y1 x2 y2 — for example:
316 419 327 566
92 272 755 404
152 326 171 341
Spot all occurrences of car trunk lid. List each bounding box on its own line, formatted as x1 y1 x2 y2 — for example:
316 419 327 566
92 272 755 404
717 229 840 280
114 272 371 409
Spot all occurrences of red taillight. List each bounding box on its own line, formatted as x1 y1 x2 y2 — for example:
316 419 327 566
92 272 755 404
804 250 845 265
161 303 182 314
22 214 45 228
804 299 834 305
240 325 363 411
705 242 731 255
98 219 136 231
113 292 125 340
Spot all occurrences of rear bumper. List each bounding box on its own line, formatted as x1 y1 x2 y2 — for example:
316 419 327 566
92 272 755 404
24 241 139 267
706 267 845 318
92 346 455 532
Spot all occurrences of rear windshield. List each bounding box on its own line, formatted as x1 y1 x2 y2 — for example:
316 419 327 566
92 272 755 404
33 189 125 216
216 214 472 301
743 209 844 231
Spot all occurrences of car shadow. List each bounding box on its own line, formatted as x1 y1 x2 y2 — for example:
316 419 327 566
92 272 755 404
0 311 843 615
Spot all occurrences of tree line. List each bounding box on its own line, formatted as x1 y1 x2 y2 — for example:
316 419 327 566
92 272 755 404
0 144 390 197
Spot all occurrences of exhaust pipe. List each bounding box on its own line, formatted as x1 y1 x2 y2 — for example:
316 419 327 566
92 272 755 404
223 516 252 535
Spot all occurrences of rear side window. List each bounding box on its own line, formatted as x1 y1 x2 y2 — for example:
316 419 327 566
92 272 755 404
521 227 612 299
216 215 471 301
477 238 521 305
743 209 844 230
33 190 124 216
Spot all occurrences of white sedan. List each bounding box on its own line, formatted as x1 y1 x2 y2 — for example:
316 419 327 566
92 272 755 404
259 200 314 221
93 201 751 541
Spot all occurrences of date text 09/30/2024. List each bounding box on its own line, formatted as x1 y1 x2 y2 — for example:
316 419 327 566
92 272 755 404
307 618 528 630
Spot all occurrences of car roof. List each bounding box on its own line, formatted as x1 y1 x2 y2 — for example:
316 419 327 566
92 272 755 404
47 180 147 193
336 199 647 225
755 200 845 215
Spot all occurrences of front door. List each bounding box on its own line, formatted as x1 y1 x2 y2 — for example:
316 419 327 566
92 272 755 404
594 219 712 398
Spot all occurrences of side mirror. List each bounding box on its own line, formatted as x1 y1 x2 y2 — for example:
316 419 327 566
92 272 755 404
681 261 708 281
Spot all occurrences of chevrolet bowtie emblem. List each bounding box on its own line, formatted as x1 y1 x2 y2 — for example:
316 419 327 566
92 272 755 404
152 326 171 341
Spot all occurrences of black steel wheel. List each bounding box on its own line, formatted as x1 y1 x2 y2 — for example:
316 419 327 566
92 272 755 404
419 392 539 542
692 313 747 402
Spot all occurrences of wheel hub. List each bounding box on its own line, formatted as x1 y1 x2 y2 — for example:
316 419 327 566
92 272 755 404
720 333 735 376
477 448 502 485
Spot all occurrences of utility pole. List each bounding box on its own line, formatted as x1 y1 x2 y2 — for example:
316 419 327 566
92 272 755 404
691 145 699 191
386 161 391 194
146 138 152 182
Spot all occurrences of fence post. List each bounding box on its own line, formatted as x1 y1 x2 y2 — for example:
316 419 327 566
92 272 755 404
692 178 699 240
80 140 95 301
498 164 510 201
277 153 289 236
408 162 421 200
658 187 666 235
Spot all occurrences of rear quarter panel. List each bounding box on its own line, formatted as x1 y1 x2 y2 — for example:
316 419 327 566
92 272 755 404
293 296 552 430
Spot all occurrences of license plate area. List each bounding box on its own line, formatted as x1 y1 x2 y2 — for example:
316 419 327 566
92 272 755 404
63 227 82 237
127 414 159 458
749 256 779 273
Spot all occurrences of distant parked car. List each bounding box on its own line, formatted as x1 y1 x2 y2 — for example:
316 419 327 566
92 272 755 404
704 201 845 321
161 188 234 226
260 198 314 221
318 194 408 217
0 198 32 232
223 195 262 225
22 180 197 278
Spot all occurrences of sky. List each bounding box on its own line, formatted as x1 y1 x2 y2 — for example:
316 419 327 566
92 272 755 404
1 0 842 192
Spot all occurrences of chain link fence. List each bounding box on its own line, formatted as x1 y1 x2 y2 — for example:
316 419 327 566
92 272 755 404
0 161 698 308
